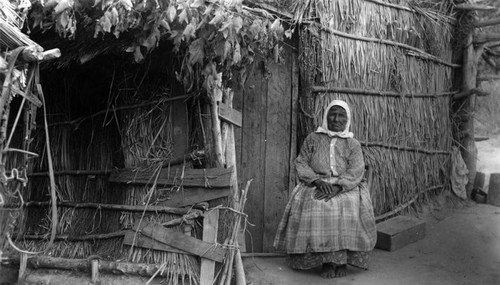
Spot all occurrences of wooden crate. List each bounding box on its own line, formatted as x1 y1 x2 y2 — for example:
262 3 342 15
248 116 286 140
375 216 426 251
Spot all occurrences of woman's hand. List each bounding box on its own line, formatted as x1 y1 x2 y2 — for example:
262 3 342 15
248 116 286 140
313 180 342 201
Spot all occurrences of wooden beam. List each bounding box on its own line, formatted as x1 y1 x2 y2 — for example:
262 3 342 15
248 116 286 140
312 86 457 98
477 75 500 81
474 33 500 45
133 220 226 262
15 201 192 215
475 17 500 28
453 88 489 100
311 23 460 68
5 255 176 278
218 102 242 127
109 167 233 188
122 231 191 255
455 3 497 11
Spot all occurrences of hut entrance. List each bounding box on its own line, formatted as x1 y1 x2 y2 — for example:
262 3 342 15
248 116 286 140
234 44 299 252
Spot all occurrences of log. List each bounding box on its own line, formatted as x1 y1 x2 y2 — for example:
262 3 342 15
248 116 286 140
5 255 174 277
455 3 497 11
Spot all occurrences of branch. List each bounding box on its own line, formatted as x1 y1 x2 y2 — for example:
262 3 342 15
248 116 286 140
474 33 500 45
475 17 500 28
477 75 500 81
7 201 192 215
375 185 444 222
13 231 127 241
453 88 489 100
311 86 458 98
455 3 497 11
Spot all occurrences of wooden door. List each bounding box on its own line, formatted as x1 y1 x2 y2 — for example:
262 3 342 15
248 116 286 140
233 46 298 252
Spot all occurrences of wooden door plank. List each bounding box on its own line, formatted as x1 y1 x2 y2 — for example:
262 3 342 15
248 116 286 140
262 48 292 252
133 221 226 262
200 209 220 285
240 61 267 252
109 167 233 188
122 231 191 255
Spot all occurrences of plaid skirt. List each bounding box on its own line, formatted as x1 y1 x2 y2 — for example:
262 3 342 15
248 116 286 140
273 182 376 255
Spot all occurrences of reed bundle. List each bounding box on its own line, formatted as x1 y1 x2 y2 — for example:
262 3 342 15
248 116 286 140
0 0 39 49
296 0 454 215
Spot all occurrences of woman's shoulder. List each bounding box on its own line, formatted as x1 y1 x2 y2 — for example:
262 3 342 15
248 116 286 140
345 137 362 148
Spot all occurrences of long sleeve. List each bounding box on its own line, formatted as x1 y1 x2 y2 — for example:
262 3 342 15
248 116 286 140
337 139 365 191
295 134 321 185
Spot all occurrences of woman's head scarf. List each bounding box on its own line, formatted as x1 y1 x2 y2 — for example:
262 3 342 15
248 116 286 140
316 100 354 138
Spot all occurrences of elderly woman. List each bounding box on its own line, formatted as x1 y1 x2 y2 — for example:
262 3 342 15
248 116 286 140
274 100 376 278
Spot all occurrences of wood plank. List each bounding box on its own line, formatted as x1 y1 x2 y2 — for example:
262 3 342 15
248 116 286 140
200 209 219 285
133 221 226 262
218 102 242 127
109 167 233 188
289 40 299 192
262 45 292 252
241 60 267 252
162 187 231 207
122 231 191 255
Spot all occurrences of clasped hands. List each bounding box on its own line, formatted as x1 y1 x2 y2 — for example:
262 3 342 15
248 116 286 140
313 180 342 202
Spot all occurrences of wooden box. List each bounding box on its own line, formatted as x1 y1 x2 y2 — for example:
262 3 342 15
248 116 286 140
375 216 426 251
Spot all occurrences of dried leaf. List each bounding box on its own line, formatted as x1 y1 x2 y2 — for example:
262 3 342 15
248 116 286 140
189 38 205 65
167 5 177 22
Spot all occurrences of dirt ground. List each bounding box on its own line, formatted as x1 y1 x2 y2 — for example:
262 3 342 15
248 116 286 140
243 136 500 285
243 201 500 285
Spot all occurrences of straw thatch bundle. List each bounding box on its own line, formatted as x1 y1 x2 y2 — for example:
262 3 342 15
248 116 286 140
296 0 455 215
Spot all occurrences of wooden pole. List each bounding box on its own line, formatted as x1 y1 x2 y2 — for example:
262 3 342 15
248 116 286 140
209 74 225 167
461 33 481 198
11 201 192 215
5 255 175 278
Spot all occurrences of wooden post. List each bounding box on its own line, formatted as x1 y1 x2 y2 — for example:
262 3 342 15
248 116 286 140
18 253 28 281
199 209 219 285
461 33 481 196
209 73 225 168
90 259 99 284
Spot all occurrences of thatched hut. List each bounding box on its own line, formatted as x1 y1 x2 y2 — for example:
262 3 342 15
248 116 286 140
0 0 491 283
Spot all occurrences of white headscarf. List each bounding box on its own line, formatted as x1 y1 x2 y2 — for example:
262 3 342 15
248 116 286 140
315 100 354 138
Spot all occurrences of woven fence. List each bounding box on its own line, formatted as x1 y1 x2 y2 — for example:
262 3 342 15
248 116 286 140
295 0 456 215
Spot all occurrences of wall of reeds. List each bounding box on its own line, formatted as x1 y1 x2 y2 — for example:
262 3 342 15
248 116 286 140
8 50 217 283
295 0 456 215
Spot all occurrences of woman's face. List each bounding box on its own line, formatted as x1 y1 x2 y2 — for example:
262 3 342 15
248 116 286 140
327 106 348 132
